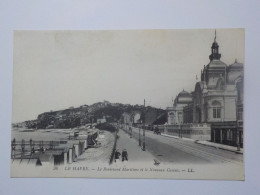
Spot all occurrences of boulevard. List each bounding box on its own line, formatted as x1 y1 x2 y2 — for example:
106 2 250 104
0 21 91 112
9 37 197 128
118 126 243 166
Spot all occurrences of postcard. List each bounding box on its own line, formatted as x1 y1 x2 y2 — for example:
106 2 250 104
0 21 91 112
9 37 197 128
11 29 244 179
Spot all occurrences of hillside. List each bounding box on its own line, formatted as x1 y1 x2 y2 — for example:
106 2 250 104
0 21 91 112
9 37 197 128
16 101 166 129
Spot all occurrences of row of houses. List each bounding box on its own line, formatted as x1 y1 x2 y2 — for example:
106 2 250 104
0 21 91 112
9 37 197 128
166 33 244 147
121 108 167 131
122 111 142 126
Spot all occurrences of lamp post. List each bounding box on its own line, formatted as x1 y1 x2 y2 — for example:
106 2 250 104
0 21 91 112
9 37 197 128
179 124 181 138
143 128 146 151
139 124 141 146
142 120 146 151
180 123 182 138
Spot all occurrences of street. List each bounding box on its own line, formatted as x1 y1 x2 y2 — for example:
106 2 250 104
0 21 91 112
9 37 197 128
114 128 156 166
118 127 243 166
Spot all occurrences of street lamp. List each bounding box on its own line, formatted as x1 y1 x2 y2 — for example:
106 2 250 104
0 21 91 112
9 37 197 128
143 127 146 151
141 119 146 151
179 124 181 138
139 124 141 146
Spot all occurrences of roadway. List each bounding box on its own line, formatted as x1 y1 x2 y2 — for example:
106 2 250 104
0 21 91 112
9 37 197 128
121 127 243 165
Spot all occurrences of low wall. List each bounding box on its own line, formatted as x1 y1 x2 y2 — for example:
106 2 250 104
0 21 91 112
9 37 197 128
161 123 211 141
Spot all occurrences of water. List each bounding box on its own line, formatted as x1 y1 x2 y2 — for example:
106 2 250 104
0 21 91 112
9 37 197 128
11 128 72 142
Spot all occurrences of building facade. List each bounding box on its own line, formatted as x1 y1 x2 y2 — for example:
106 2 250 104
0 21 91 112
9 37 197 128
167 90 193 125
188 33 243 146
166 32 244 146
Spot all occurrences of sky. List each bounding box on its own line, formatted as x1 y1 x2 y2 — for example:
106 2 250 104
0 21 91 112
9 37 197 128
12 29 244 122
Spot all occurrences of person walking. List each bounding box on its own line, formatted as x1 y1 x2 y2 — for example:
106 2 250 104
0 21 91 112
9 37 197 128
122 149 128 162
114 149 121 163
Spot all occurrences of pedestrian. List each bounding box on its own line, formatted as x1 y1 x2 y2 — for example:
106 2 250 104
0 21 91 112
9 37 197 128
114 149 121 163
155 125 160 134
122 149 128 162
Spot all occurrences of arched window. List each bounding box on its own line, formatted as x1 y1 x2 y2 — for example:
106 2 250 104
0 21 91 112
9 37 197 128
212 101 221 119
216 78 224 90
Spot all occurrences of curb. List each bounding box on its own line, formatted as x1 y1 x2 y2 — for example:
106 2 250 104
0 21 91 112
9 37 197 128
195 141 243 155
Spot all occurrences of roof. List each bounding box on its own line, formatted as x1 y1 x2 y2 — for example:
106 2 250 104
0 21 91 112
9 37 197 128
229 60 243 69
174 90 193 105
207 59 227 68
211 41 219 48
178 90 192 97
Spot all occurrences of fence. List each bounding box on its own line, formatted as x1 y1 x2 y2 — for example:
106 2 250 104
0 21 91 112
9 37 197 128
109 131 118 165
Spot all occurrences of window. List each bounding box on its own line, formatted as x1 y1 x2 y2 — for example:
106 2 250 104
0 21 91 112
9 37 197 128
216 79 224 90
213 107 221 118
212 101 221 119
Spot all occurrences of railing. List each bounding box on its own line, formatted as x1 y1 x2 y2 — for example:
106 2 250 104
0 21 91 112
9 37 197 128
11 139 62 159
109 131 118 165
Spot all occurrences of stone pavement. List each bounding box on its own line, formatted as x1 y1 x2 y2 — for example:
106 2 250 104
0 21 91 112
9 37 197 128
113 129 158 166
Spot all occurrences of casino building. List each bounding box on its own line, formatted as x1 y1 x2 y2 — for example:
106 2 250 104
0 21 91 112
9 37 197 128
166 32 244 147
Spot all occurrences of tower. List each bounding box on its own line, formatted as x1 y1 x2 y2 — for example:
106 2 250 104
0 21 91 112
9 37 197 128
209 30 221 61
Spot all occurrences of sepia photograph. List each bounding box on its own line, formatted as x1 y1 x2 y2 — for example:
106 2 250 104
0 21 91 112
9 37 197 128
11 29 244 180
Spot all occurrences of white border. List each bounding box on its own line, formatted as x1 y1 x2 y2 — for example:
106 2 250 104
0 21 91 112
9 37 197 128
0 0 259 194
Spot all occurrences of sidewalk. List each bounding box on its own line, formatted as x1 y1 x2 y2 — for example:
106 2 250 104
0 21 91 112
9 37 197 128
131 127 243 155
196 140 243 154
114 129 158 166
160 133 243 154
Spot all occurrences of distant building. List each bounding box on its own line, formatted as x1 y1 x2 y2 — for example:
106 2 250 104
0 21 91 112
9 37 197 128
122 112 131 124
97 116 107 124
131 112 141 124
167 90 193 125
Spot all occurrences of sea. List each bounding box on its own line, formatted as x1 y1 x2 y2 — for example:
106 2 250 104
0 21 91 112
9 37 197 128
11 128 72 142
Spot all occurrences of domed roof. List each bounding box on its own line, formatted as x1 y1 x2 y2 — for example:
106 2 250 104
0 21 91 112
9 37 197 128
211 41 219 48
174 90 193 105
229 60 243 69
207 59 227 68
178 90 192 97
